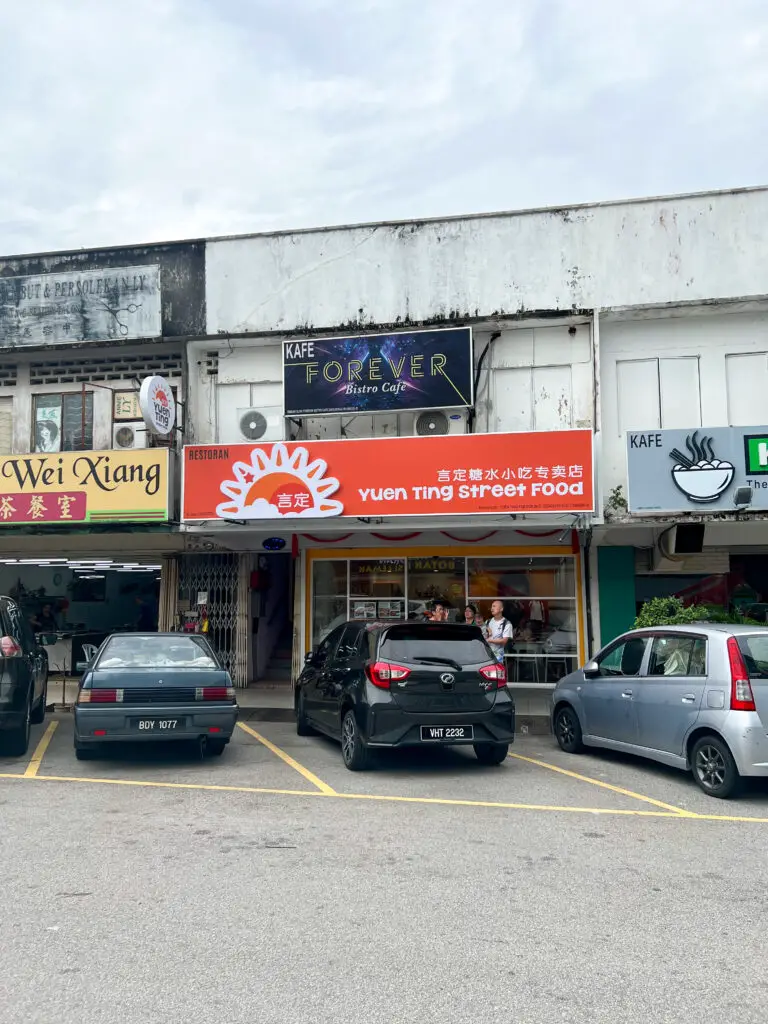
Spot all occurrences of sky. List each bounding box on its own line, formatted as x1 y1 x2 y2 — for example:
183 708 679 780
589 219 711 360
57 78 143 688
0 0 766 255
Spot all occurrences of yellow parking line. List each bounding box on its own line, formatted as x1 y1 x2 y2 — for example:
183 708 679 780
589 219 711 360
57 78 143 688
508 751 696 816
23 721 58 778
236 721 337 795
3 771 768 822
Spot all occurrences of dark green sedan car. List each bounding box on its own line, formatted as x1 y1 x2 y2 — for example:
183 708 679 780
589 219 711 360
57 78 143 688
73 633 238 760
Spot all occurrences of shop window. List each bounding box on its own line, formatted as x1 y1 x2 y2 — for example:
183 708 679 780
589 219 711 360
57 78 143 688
312 560 348 645
32 393 93 452
350 558 405 623
407 556 465 620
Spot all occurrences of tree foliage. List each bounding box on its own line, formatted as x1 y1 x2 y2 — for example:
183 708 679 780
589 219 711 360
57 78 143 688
634 596 762 629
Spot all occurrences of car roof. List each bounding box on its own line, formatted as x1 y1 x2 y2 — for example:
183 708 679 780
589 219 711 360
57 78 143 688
624 622 768 638
338 620 482 634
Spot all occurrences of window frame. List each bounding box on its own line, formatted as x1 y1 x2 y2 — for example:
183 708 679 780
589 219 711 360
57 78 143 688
594 634 650 678
644 632 708 678
31 390 94 453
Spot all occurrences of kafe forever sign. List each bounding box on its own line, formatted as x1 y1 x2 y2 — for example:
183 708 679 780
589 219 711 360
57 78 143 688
139 375 176 435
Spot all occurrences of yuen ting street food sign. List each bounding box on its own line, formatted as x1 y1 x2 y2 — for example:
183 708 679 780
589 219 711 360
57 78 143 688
182 430 594 521
0 449 170 524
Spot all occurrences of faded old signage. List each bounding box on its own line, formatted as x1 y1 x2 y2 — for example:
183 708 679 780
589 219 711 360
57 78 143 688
0 264 161 347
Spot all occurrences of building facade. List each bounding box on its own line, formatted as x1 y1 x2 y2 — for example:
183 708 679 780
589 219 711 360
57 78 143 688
3 185 768 714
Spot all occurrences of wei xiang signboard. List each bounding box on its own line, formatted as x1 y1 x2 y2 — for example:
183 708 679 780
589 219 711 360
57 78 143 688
0 450 170 525
182 430 593 521
0 264 161 348
282 328 473 416
626 425 768 513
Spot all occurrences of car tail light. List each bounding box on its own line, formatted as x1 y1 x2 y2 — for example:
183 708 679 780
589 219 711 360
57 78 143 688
78 689 124 704
195 687 236 701
365 662 411 689
0 636 22 658
479 663 507 688
727 636 756 711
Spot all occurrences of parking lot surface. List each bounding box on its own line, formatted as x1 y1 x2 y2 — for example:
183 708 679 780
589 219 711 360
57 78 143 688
2 713 768 1023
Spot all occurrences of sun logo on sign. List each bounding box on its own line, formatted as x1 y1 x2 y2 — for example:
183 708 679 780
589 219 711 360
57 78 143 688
215 444 344 520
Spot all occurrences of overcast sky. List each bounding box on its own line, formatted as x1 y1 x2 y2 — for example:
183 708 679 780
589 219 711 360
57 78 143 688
1 0 766 255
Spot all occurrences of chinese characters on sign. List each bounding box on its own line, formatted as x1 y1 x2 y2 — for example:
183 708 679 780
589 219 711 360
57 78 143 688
0 492 87 523
181 430 594 521
0 265 161 348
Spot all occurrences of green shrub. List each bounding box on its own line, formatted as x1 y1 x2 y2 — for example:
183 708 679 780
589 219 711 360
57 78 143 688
634 596 763 629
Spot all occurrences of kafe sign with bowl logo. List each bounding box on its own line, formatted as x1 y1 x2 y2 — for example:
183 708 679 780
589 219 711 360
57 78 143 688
626 426 768 513
139 375 175 436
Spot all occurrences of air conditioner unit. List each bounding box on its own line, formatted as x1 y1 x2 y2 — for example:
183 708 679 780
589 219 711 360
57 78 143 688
235 406 285 443
413 409 468 437
113 422 148 450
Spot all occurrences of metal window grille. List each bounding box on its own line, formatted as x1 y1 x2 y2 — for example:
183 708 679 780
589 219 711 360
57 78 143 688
179 553 245 684
28 350 183 386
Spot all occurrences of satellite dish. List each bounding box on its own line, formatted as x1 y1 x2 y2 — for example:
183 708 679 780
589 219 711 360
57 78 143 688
239 410 268 441
415 410 450 436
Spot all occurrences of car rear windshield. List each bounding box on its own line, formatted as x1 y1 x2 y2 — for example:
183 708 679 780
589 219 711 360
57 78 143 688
736 635 768 679
378 624 491 666
97 635 218 669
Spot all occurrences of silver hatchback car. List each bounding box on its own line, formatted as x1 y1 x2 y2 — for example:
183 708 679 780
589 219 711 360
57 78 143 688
552 624 768 798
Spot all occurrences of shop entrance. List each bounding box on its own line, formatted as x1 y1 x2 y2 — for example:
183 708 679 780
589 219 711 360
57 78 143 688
250 553 293 684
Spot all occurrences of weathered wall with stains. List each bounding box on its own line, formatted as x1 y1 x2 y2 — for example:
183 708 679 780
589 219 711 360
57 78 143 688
600 309 768 502
205 187 768 336
0 241 206 351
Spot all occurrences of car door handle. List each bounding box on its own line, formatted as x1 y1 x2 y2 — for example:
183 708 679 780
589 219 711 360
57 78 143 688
681 694 696 703
621 690 633 698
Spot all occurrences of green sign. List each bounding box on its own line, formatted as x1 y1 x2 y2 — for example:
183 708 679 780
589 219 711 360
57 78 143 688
744 435 768 475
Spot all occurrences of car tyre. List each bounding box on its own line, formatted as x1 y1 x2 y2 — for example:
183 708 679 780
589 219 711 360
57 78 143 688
295 689 315 736
0 689 32 757
691 734 743 799
473 742 509 765
206 739 226 756
341 709 368 771
554 704 585 754
30 678 47 725
74 743 96 761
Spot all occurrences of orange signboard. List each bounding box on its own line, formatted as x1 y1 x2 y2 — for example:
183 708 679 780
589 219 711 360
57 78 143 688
182 430 593 521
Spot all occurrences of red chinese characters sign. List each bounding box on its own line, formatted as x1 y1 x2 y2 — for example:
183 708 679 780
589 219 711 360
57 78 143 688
0 491 88 523
182 429 594 521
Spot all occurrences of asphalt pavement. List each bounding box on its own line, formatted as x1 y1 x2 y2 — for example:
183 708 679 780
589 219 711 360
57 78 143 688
2 713 767 1024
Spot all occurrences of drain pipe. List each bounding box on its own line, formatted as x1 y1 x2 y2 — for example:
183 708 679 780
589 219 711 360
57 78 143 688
583 527 594 658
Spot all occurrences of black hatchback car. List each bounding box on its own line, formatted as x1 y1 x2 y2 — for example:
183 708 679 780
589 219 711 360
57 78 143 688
295 620 515 770
0 596 49 757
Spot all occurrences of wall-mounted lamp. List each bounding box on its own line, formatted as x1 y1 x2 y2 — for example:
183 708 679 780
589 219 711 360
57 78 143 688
734 486 753 509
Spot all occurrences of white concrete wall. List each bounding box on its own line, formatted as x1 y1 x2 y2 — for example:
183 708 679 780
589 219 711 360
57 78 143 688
600 310 768 500
186 321 595 445
206 188 768 335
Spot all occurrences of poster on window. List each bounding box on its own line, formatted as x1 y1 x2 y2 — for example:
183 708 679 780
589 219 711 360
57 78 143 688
34 400 62 453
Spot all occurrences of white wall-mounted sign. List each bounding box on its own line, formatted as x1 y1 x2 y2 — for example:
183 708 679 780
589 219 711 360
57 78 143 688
0 264 161 348
139 375 176 435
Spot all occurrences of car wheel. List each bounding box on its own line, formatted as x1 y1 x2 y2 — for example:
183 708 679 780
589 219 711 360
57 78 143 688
0 689 32 757
74 743 96 761
691 735 742 799
473 743 509 765
554 704 585 754
30 678 47 725
295 689 315 736
340 709 368 771
206 739 226 756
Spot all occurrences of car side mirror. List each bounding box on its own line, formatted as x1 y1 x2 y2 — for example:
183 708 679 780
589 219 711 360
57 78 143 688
304 650 315 664
583 660 600 679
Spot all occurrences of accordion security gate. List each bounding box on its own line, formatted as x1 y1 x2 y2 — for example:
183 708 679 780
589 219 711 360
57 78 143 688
178 553 249 686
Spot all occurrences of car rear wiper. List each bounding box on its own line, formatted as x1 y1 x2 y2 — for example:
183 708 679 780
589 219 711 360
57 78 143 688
412 657 462 671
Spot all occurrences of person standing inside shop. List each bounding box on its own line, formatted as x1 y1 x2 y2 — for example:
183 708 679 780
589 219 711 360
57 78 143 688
485 600 513 663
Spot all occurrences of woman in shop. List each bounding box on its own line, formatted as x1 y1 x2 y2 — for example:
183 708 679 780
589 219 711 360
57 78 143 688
463 603 484 628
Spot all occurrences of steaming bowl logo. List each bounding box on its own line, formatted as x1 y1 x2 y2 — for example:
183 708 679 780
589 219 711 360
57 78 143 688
669 431 734 503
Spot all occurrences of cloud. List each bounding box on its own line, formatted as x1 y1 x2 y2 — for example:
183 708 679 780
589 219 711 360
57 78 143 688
0 0 766 254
